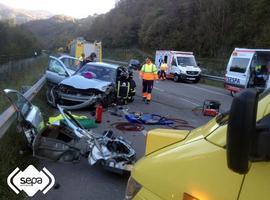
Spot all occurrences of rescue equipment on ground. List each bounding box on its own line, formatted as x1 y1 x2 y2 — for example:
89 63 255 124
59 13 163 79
124 111 195 129
125 113 174 125
95 104 103 123
108 105 124 117
202 100 221 117
49 114 97 129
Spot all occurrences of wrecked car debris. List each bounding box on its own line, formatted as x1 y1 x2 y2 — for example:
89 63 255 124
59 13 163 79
3 89 136 174
46 57 136 109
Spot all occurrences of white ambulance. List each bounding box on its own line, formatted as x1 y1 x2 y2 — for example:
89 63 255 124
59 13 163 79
155 50 201 83
225 48 270 96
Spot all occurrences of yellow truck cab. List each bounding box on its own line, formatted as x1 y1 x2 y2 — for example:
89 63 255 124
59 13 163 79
125 89 270 200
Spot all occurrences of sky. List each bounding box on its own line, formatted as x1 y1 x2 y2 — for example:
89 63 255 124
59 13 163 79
0 0 116 18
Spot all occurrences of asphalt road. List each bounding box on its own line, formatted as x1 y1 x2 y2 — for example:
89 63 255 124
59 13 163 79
31 72 233 200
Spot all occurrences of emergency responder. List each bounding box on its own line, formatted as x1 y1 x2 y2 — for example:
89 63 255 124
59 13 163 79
159 60 168 80
79 53 85 62
140 58 158 104
85 52 97 63
254 65 267 87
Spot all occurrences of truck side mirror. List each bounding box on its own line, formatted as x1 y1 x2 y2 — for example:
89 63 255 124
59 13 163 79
227 89 258 174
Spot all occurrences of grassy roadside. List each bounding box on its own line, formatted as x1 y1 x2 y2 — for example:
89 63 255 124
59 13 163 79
103 48 151 63
0 54 50 199
0 86 54 200
0 54 48 113
200 78 225 88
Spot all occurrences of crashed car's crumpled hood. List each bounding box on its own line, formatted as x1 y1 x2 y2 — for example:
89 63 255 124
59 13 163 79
60 75 112 91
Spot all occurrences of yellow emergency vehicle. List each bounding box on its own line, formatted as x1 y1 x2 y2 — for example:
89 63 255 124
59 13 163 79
69 37 102 62
125 88 270 200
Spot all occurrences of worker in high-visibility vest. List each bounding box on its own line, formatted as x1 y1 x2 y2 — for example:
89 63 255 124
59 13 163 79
140 58 158 104
159 60 168 80
78 53 85 68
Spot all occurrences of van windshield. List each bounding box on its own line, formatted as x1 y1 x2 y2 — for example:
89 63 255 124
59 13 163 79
229 57 250 73
177 57 196 66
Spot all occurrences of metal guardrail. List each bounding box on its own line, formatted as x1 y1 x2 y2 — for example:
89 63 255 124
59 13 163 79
201 74 224 82
0 75 46 139
103 58 128 66
103 58 224 82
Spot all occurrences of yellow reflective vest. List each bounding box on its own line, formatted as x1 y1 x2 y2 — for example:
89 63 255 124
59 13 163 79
160 63 168 71
140 63 158 80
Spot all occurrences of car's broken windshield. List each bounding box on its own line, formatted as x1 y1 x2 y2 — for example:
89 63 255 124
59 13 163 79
76 65 116 82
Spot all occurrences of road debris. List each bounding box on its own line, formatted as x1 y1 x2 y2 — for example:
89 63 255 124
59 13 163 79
4 89 136 174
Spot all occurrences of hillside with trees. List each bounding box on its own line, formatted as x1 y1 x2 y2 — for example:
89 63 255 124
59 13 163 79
84 0 270 57
15 0 270 58
0 22 41 62
23 15 95 50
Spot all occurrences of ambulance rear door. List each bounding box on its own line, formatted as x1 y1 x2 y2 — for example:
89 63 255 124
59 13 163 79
225 50 254 92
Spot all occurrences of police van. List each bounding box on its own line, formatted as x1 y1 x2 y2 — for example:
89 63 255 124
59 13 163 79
155 50 201 83
225 48 270 96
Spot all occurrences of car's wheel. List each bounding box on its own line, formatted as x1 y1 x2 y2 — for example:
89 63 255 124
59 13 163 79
173 74 179 82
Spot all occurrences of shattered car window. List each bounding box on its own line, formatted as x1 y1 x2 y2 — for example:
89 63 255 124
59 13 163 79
60 57 81 70
49 59 66 74
76 64 117 82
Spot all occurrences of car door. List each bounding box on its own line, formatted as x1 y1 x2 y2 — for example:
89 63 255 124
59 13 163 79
3 89 45 144
46 56 72 86
59 56 81 72
3 89 83 162
170 56 178 74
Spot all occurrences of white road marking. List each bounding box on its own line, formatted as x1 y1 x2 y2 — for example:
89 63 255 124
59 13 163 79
183 84 229 97
176 97 200 106
154 87 200 106
153 86 165 92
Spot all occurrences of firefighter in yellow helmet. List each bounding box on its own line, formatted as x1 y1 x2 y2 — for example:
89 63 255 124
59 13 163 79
140 57 158 104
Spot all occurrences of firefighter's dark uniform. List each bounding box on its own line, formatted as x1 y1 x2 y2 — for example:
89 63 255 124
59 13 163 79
140 62 158 103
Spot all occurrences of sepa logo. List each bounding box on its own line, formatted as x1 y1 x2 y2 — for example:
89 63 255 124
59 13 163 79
7 165 55 197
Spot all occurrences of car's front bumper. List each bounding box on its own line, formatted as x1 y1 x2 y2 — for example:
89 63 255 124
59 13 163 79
58 92 99 103
57 92 101 110
180 74 201 81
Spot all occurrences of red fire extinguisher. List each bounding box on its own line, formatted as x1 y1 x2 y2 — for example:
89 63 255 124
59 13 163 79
95 104 103 123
